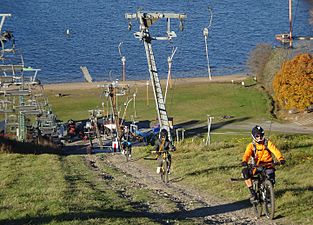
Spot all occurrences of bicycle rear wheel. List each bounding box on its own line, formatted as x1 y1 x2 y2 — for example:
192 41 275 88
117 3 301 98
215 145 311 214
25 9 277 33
160 160 169 183
263 179 275 219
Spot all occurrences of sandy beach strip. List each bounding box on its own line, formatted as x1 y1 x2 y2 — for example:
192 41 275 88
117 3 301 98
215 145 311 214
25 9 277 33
43 74 248 91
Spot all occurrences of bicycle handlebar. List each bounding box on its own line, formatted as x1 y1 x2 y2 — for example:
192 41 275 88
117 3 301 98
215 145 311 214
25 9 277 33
151 150 171 154
242 161 282 168
252 162 282 167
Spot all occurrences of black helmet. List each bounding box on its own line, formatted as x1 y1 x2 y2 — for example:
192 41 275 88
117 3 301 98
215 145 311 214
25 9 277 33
251 125 265 143
160 129 168 139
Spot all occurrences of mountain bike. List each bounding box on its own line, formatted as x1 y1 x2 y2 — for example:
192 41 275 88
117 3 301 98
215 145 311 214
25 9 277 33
121 140 132 162
231 162 281 220
158 150 170 183
147 150 170 183
249 162 281 219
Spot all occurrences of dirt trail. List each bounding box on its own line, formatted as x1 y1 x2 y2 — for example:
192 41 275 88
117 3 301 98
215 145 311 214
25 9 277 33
87 152 282 225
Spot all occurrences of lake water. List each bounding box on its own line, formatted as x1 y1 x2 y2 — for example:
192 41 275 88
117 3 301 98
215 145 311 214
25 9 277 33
1 0 313 83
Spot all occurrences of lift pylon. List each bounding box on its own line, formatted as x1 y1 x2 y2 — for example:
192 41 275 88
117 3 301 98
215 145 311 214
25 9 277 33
125 12 186 141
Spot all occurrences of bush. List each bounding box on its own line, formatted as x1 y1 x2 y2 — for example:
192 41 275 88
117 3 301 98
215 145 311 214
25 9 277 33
273 53 313 110
247 44 272 82
262 48 292 94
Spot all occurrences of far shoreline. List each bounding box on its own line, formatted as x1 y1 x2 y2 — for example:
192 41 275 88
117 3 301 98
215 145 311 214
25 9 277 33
43 73 249 91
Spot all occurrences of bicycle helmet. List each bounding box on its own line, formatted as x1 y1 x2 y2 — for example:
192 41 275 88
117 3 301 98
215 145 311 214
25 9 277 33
251 125 265 143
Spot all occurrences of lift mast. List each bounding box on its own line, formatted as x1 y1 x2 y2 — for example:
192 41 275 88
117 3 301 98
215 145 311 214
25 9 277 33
125 12 186 140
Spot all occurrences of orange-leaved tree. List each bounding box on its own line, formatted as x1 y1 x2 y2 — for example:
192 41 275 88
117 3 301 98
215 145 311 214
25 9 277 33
273 53 313 110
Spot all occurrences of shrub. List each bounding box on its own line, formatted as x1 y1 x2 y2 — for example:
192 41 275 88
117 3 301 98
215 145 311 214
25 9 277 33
262 48 292 94
247 44 272 82
273 53 313 110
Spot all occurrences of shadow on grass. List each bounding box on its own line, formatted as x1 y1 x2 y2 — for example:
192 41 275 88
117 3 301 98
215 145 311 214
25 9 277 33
60 144 91 155
185 164 240 177
184 117 251 138
0 200 251 225
174 120 201 129
169 164 240 183
275 186 313 198
0 136 60 154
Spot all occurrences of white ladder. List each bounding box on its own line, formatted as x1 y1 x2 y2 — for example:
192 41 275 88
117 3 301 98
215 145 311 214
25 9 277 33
144 40 171 138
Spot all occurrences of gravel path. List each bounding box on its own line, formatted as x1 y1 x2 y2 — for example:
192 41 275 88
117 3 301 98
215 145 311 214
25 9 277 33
88 152 282 224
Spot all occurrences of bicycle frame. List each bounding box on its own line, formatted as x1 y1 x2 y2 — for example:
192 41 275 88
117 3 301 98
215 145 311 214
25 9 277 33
250 162 280 220
158 150 170 183
122 141 131 162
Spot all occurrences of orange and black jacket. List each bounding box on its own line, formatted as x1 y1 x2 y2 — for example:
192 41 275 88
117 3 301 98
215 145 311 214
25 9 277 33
242 139 284 165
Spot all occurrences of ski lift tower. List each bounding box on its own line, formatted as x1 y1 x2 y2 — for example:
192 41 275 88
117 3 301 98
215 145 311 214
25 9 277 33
125 11 186 141
101 80 128 142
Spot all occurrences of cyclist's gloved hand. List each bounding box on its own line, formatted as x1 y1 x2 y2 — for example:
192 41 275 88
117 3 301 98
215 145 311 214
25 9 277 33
171 146 176 151
280 159 286 165
241 161 248 167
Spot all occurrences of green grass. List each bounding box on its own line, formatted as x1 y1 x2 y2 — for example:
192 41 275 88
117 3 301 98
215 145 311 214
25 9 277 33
0 154 161 224
46 88 103 121
45 79 272 125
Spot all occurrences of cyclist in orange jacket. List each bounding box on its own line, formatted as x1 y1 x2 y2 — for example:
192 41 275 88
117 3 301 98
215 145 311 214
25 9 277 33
241 125 286 201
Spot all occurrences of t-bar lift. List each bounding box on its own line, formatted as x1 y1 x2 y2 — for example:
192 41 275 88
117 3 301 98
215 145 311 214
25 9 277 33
125 12 186 141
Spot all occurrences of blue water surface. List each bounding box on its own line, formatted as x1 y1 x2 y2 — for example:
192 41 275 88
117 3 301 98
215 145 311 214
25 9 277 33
1 0 313 83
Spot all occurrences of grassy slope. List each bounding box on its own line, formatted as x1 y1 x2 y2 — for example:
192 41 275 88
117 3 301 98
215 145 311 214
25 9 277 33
1 79 312 224
0 154 159 224
46 81 270 124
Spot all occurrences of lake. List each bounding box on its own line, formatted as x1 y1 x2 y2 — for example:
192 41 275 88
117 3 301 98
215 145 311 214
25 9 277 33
1 0 313 83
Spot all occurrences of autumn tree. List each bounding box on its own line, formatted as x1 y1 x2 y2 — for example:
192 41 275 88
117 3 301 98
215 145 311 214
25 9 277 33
273 53 313 110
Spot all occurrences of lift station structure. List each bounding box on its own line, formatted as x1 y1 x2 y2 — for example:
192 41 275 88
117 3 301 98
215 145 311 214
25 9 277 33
0 14 58 142
125 11 186 141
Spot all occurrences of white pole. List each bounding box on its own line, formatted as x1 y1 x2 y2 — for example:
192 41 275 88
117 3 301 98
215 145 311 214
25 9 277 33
206 115 213 145
146 80 149 106
165 47 177 104
203 7 213 80
165 56 171 104
133 93 137 118
204 33 212 80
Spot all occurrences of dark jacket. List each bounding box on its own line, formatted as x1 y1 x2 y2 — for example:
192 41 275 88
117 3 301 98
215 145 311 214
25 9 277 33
154 138 175 152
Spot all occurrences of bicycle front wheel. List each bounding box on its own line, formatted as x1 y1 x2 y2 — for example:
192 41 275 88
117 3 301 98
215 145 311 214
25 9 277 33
125 149 129 162
252 182 262 218
161 160 169 183
124 146 131 162
263 179 275 219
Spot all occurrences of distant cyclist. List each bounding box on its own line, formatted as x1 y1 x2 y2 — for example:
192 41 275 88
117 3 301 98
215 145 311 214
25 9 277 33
121 126 132 157
241 125 286 201
155 129 176 174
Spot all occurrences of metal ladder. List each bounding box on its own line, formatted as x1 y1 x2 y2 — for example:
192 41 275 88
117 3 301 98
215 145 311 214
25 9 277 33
125 12 186 141
144 40 171 136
